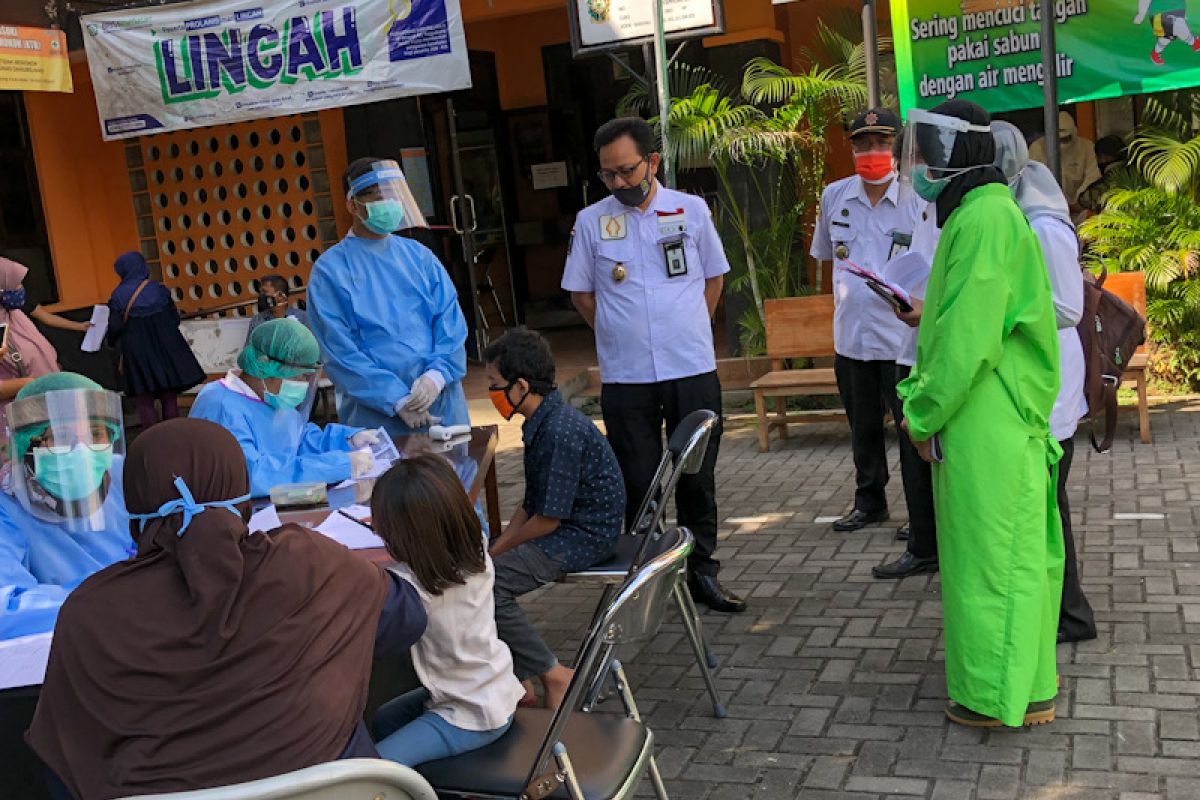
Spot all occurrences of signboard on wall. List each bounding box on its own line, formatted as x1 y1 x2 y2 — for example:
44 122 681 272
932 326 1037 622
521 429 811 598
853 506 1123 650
568 0 724 55
0 25 71 93
80 0 471 141
893 0 1200 115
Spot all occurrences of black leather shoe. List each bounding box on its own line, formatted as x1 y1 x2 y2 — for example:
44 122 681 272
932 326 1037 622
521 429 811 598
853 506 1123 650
688 574 747 613
833 508 889 532
872 551 939 580
896 523 911 541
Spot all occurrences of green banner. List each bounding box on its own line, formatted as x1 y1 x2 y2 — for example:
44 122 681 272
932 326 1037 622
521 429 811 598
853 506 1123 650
893 0 1200 114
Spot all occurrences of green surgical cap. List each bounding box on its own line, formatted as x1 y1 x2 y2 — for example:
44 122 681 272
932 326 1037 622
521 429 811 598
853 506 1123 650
11 372 117 461
238 318 320 380
17 372 102 400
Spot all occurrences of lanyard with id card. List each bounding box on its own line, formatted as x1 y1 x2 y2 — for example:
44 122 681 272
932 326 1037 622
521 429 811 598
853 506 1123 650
661 237 688 277
888 230 912 261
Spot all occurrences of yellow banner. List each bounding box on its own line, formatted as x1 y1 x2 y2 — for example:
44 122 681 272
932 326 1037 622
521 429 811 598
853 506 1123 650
0 26 72 93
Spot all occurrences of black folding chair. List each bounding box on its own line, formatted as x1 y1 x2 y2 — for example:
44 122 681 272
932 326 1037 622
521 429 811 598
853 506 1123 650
416 529 695 800
563 409 725 718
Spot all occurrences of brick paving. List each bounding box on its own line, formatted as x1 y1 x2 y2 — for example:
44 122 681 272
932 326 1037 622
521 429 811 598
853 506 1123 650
491 399 1200 800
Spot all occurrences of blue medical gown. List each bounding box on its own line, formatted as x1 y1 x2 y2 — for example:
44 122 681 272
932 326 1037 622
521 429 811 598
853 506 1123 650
0 459 132 640
189 381 359 498
307 235 470 437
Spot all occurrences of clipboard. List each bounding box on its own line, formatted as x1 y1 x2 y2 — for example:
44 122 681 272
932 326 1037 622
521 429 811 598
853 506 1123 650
865 278 914 313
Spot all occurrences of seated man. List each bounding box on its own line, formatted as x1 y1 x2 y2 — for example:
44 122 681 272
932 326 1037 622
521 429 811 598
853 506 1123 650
0 373 131 640
189 318 376 497
246 274 309 340
483 328 624 708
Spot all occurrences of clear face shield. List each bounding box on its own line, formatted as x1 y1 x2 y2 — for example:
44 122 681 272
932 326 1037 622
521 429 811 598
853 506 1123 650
347 159 427 234
898 108 994 204
7 389 125 532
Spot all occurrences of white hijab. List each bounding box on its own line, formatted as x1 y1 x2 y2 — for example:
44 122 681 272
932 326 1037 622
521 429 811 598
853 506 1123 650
991 120 1073 228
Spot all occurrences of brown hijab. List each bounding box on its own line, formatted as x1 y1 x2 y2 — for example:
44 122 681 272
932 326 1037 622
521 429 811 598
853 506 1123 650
27 418 389 800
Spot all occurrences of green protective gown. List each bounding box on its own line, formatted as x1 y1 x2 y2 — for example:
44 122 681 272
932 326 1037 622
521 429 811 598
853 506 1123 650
898 183 1065 727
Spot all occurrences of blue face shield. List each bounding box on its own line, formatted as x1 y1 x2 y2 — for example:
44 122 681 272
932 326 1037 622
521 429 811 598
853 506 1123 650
347 159 427 233
128 476 250 536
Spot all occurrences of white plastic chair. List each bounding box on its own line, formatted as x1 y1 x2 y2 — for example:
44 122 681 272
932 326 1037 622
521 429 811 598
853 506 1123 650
116 758 438 800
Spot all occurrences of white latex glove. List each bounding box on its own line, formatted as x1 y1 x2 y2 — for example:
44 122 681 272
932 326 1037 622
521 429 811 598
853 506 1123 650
403 372 442 413
349 429 381 449
348 449 376 479
398 406 440 430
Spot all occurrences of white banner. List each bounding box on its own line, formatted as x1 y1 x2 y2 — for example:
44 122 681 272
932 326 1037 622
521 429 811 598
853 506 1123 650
574 0 719 48
81 0 470 141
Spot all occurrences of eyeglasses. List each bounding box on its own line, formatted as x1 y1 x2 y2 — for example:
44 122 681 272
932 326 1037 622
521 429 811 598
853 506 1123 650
30 423 113 454
597 158 648 185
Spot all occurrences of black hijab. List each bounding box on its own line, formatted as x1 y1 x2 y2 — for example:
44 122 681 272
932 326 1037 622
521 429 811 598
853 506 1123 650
923 99 1005 227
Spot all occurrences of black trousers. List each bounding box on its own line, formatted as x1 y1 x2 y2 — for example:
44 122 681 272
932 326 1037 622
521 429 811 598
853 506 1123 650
1057 437 1097 640
834 355 899 515
601 371 722 576
890 365 938 559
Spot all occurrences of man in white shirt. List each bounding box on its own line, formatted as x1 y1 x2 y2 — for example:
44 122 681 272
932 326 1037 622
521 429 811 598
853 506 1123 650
562 117 744 613
810 109 931 563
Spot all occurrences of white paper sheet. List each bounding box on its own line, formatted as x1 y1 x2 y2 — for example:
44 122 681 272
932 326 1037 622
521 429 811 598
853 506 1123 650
80 305 110 352
248 504 282 534
882 251 933 298
0 632 53 690
313 505 386 550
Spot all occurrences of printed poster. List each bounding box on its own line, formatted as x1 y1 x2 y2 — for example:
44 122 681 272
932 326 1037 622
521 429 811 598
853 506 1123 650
81 0 470 140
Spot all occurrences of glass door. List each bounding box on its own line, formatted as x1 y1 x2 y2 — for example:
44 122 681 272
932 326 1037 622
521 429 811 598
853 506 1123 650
444 98 518 357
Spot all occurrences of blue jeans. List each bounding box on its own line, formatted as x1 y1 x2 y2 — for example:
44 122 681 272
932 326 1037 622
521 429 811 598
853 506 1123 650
372 688 512 767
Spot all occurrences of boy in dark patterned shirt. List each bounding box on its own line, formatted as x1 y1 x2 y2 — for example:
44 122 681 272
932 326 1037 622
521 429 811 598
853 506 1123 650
483 327 624 708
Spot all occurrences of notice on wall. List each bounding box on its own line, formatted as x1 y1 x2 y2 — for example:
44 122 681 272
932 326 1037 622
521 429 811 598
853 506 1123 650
531 161 569 190
0 25 71 93
893 0 1200 115
81 0 471 141
572 0 721 51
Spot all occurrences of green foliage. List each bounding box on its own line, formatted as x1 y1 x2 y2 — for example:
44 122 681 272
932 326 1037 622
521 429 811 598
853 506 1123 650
619 28 873 353
1079 90 1200 390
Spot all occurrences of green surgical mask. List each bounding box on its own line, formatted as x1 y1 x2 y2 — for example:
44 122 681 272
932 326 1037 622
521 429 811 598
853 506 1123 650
265 379 309 411
33 444 113 502
362 199 406 234
912 164 948 201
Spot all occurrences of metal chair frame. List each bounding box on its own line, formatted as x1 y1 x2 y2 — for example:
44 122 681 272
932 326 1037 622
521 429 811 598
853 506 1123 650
563 409 725 718
426 529 693 800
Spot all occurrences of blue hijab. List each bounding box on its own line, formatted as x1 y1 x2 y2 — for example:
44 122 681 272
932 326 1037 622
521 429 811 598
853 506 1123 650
108 252 172 319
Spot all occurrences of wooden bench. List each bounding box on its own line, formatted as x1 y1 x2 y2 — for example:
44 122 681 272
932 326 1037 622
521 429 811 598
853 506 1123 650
1102 271 1151 444
750 295 844 452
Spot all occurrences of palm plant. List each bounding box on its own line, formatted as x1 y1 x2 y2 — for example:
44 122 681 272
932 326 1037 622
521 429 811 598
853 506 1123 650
1079 90 1200 388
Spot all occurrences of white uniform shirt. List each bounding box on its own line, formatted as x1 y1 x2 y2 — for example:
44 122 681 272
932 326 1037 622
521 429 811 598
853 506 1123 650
1031 216 1088 441
897 204 940 368
810 176 924 362
562 183 730 384
390 550 525 731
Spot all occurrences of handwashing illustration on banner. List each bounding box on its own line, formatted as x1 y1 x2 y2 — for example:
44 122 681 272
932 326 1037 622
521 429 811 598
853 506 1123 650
81 0 470 141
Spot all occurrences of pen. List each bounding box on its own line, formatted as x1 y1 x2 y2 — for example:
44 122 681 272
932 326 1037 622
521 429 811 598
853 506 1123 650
337 508 374 531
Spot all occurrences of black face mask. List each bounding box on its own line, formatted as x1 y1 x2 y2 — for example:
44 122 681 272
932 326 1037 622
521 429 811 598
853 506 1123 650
610 162 654 207
256 295 278 313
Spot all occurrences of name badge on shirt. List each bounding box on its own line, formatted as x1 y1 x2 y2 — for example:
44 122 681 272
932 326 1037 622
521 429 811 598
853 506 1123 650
599 214 627 240
656 208 687 236
662 238 688 277
888 230 912 261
